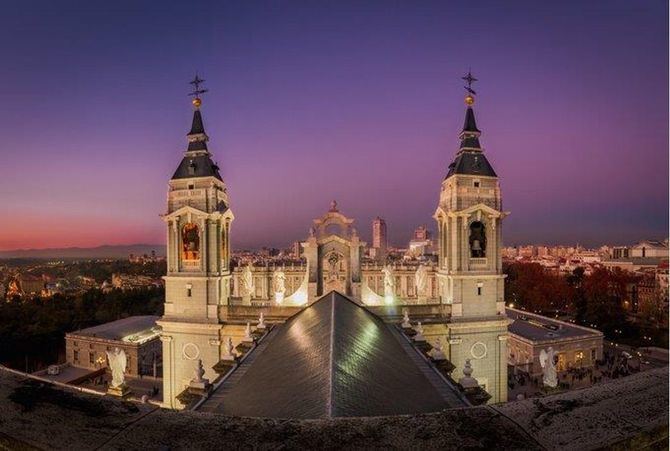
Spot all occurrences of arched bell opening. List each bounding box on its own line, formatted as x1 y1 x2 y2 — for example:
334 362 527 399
469 221 486 258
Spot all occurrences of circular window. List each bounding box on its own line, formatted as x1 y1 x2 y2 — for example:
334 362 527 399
470 342 487 360
182 343 200 360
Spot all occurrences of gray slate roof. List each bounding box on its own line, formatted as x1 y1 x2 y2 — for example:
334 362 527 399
506 308 602 342
171 108 223 181
171 154 222 181
446 151 497 178
70 315 159 341
203 292 464 418
445 106 497 179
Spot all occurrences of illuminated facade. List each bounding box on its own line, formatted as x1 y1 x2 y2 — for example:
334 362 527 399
432 91 509 403
158 91 235 408
160 77 510 408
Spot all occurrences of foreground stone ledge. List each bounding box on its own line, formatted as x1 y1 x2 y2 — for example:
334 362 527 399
0 365 666 450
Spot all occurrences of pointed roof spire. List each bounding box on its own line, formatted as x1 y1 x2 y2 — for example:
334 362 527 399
186 74 209 152
444 71 497 179
171 75 222 181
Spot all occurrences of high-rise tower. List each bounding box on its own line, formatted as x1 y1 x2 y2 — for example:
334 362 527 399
158 77 234 408
371 217 388 261
434 72 509 402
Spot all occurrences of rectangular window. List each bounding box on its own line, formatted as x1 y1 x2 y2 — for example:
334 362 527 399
477 287 482 296
474 181 480 188
187 288 192 297
73 350 79 362
89 353 94 364
591 348 597 361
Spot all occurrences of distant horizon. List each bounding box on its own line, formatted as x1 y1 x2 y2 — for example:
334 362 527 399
2 235 668 256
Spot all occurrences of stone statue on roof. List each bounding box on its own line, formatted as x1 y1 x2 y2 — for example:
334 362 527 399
539 347 558 388
241 264 254 297
106 347 127 389
382 264 395 298
415 264 428 297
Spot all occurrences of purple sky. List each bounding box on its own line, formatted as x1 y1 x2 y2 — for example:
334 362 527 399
0 0 667 250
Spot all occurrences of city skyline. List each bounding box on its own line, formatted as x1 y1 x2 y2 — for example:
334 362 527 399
0 0 668 251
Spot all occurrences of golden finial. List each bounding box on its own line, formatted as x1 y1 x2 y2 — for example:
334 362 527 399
189 74 207 109
465 94 475 105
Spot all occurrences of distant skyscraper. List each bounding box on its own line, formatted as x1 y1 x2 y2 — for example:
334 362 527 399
371 217 388 261
372 217 388 250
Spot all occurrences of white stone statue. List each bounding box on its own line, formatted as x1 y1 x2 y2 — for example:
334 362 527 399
257 311 267 329
539 347 558 388
381 264 395 298
459 359 479 389
222 337 236 361
106 347 127 388
401 309 411 328
193 359 205 383
429 338 446 361
273 269 286 303
413 321 426 342
240 265 255 297
243 322 253 342
415 264 428 297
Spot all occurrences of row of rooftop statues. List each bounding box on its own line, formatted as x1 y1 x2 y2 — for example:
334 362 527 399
238 262 431 300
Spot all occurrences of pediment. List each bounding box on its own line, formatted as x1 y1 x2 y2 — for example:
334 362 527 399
162 205 234 222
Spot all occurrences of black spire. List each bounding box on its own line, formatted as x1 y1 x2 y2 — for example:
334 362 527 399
444 71 496 179
189 109 205 135
171 75 222 181
462 107 480 133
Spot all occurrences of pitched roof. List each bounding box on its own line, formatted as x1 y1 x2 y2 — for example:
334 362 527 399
171 154 222 181
446 151 497 178
171 108 222 181
202 292 465 418
445 105 497 179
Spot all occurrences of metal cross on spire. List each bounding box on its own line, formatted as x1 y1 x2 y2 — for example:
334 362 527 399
462 69 477 96
188 74 208 99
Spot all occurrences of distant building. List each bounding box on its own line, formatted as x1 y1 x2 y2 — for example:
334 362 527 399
291 241 302 259
604 240 669 272
630 240 669 258
15 273 45 296
506 308 603 376
518 246 536 258
65 316 162 377
371 217 388 261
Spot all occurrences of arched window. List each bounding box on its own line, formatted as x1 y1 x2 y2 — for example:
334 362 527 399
469 221 486 258
181 223 200 260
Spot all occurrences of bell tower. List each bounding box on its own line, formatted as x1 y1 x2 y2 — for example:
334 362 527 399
158 76 234 408
434 72 509 403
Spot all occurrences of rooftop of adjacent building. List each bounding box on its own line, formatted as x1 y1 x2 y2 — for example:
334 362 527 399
506 308 603 343
0 363 665 449
67 315 160 343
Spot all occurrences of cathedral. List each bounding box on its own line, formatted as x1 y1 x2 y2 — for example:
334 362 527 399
158 75 509 411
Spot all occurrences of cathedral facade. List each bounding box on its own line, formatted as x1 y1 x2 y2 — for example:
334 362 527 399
159 81 508 408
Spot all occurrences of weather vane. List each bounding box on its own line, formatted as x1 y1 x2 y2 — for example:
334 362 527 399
462 69 477 105
189 74 208 108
